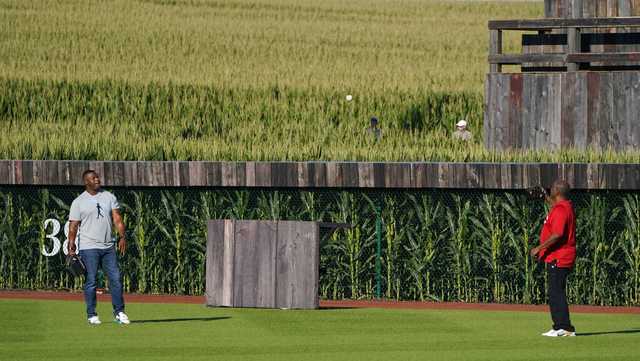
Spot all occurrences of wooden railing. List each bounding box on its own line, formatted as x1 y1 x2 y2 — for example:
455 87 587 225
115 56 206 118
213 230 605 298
488 17 640 72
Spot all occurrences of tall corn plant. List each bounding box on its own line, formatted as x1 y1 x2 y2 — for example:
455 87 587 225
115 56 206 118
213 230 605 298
299 192 326 221
381 195 407 300
153 192 189 294
446 195 472 301
256 191 295 220
125 192 153 293
303 191 334 297
326 192 375 299
502 193 544 303
35 189 50 289
20 209 37 288
228 191 252 220
0 193 36 289
404 195 444 301
620 195 640 305
0 192 16 288
471 194 509 302
574 195 622 305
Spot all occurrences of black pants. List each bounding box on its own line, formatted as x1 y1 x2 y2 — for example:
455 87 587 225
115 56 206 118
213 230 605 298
547 262 574 332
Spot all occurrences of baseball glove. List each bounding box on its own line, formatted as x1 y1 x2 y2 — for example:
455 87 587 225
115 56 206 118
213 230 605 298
526 186 548 200
65 254 86 278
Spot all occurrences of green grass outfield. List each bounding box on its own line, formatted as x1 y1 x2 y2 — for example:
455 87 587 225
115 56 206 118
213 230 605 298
1 299 639 361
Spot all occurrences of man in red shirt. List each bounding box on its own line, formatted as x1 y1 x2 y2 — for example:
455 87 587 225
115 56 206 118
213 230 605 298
530 179 576 337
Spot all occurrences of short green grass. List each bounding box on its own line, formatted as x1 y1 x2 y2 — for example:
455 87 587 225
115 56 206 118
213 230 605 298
1 299 638 361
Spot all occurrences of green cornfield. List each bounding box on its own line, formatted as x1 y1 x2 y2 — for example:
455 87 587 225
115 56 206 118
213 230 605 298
2 0 639 162
2 187 640 306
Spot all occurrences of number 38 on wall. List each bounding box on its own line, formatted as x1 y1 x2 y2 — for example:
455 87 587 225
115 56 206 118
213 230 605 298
42 219 72 257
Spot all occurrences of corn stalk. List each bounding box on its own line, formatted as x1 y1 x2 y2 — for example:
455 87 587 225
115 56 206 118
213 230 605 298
404 195 444 301
621 195 640 304
502 193 544 303
446 195 472 301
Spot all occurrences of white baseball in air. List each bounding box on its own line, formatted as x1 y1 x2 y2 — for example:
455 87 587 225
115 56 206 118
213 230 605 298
346 95 353 101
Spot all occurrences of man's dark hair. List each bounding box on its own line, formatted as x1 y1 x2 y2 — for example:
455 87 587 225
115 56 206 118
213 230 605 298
553 179 571 198
370 117 378 126
82 169 97 180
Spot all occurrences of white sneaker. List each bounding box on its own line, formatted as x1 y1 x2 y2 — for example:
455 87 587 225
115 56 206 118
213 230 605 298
555 329 576 337
115 312 130 325
542 329 575 337
88 316 101 325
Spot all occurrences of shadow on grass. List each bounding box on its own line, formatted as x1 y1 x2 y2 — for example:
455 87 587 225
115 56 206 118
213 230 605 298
132 316 230 324
578 329 640 337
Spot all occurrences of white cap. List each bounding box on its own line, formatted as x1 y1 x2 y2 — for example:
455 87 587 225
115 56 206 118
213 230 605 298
456 120 467 127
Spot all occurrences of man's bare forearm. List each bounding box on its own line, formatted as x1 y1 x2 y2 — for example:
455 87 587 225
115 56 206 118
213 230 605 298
112 210 126 239
112 210 127 255
68 222 79 242
68 221 80 253
539 233 561 252
115 221 126 239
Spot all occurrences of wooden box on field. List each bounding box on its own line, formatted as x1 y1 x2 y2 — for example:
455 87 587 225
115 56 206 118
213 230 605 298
205 219 320 309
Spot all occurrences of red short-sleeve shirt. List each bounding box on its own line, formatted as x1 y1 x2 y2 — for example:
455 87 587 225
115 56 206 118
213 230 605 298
539 200 576 268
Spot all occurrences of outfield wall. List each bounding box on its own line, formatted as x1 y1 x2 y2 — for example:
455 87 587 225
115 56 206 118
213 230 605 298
2 161 640 306
2 160 640 190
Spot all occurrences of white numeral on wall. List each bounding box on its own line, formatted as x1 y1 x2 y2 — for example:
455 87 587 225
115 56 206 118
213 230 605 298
42 219 61 256
42 219 71 256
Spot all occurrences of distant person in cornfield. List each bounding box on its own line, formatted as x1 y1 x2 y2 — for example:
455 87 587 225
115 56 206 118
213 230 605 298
366 116 382 142
68 170 130 325
452 119 472 141
530 180 576 337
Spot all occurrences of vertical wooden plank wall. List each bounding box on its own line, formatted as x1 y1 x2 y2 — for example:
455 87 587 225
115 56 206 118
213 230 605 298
276 221 320 309
545 0 639 17
255 222 279 308
221 220 236 306
484 71 640 152
205 220 226 306
232 221 278 308
205 220 320 309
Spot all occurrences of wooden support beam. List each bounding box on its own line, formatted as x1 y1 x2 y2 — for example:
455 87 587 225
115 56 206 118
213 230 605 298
489 53 566 65
567 27 581 71
567 52 640 63
489 29 503 73
489 17 640 30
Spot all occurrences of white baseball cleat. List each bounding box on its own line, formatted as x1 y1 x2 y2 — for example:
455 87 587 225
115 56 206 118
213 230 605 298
115 312 130 325
88 316 102 325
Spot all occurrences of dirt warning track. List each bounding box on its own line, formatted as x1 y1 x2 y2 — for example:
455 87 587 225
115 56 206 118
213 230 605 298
1 290 639 314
